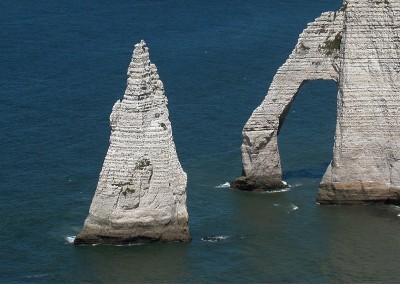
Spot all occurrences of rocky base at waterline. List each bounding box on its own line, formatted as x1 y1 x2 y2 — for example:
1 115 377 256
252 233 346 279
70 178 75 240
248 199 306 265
317 182 400 205
230 175 286 191
74 218 190 244
75 40 190 245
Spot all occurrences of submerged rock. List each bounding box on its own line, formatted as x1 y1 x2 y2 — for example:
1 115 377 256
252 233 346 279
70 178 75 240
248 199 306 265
232 0 400 204
75 40 190 244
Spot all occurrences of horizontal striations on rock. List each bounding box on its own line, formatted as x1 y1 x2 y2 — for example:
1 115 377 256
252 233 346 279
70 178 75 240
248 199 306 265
318 0 400 204
75 40 190 244
231 9 344 191
232 0 400 204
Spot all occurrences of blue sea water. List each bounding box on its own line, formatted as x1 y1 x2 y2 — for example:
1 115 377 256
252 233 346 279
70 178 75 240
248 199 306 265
2 0 400 283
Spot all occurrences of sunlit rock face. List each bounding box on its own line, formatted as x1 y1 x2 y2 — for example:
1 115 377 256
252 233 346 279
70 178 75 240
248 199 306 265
232 0 400 204
75 40 190 244
231 9 344 191
318 0 400 204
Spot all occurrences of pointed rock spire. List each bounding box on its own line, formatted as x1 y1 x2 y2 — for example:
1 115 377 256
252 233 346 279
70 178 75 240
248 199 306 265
75 41 190 244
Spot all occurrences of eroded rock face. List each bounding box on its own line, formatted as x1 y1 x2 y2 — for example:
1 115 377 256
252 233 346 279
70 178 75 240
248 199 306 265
318 0 400 204
232 0 400 204
75 40 190 244
231 8 344 191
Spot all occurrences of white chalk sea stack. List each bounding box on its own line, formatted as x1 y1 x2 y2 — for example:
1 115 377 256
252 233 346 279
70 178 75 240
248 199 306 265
232 0 400 204
75 40 190 244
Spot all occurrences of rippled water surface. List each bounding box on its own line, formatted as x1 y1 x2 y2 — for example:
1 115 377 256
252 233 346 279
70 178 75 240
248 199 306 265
2 0 400 283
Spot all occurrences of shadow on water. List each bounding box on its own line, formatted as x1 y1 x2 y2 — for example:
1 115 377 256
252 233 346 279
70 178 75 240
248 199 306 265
283 163 330 180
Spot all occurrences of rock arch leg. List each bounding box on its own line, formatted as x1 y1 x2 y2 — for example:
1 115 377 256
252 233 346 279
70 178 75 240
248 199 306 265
317 0 400 204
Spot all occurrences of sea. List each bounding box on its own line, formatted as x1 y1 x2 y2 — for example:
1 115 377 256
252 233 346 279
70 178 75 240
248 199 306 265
2 0 400 283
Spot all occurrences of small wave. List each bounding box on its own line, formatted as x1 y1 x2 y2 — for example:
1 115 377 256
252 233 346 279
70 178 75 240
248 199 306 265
65 236 76 244
215 182 230 188
292 183 303 188
397 213 400 217
26 273 50 279
273 203 280 207
288 204 299 213
201 236 230 242
201 235 243 242
115 243 144 247
262 188 291 194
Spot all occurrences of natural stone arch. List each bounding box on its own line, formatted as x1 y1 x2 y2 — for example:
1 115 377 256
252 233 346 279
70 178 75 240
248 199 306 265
231 11 344 191
233 0 400 204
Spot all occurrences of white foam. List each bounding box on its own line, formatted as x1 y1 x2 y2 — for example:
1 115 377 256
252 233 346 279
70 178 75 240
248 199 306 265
201 235 230 242
202 235 245 242
397 213 400 217
215 182 230 188
65 236 76 244
26 273 49 279
262 188 291 194
289 204 299 212
115 243 143 247
282 180 288 186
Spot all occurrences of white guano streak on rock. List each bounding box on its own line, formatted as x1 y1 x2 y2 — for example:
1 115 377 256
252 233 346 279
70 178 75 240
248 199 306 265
76 40 189 243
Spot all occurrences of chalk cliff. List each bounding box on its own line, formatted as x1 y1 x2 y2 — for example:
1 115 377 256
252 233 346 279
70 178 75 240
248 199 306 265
232 0 400 204
75 40 190 244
